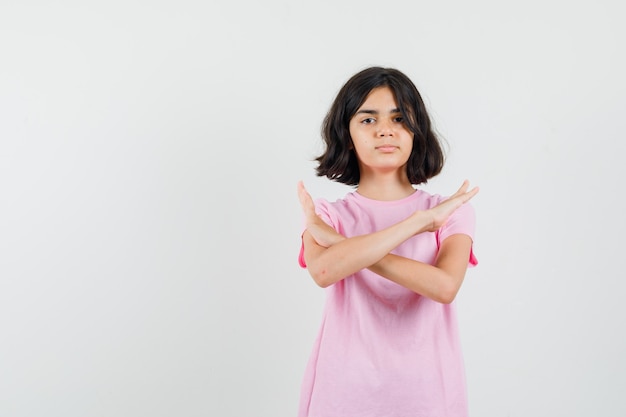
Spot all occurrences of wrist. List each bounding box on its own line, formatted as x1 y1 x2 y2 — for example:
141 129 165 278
410 210 434 234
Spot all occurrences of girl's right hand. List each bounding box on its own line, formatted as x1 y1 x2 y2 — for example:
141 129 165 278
298 181 345 247
423 180 479 233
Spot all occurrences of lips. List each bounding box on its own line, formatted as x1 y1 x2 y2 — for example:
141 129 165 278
376 145 398 152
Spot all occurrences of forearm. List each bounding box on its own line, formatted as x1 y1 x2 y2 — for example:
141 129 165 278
304 210 434 287
368 255 456 303
368 234 473 303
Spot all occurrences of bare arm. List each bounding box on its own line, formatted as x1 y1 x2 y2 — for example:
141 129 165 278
300 211 433 288
298 181 478 296
368 234 474 303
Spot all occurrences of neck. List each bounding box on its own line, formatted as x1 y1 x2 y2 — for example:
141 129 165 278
356 170 415 201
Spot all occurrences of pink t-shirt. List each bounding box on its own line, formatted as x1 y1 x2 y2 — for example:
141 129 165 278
298 189 477 417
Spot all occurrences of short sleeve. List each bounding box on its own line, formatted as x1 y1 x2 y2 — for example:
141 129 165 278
298 199 337 268
436 202 478 267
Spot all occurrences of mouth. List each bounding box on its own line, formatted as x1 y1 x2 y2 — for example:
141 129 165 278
375 145 398 153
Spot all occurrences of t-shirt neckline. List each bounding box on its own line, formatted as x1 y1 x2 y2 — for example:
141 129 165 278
351 188 422 206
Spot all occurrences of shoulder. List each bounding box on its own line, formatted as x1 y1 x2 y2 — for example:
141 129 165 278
314 192 359 212
438 200 477 242
313 192 359 226
417 189 476 218
412 189 450 210
414 187 477 239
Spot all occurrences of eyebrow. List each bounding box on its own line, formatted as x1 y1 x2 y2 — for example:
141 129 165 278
355 108 401 115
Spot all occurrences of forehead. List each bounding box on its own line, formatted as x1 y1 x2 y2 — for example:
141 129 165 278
361 86 397 104
358 86 399 110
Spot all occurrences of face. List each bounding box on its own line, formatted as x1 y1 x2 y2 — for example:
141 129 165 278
348 86 413 177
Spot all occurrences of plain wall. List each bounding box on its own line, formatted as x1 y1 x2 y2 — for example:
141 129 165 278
1 1 624 416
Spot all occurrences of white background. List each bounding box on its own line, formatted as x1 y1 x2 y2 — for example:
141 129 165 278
1 1 625 416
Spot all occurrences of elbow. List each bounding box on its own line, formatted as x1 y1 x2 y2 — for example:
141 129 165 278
314 278 333 288
437 290 457 305
428 269 465 304
435 283 460 304
309 266 335 288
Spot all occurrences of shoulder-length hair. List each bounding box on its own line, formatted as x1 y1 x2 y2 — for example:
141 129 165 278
316 66 445 186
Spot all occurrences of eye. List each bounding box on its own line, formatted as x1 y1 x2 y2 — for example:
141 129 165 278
361 117 375 124
393 116 404 123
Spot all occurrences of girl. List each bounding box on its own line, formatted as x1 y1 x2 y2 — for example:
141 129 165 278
297 67 479 417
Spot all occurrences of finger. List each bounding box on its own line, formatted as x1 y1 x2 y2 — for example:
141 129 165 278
297 180 306 198
448 183 479 205
458 186 479 203
466 186 479 200
451 180 469 198
297 181 309 205
297 181 317 217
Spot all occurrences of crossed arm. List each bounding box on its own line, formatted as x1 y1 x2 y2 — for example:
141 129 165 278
298 181 478 304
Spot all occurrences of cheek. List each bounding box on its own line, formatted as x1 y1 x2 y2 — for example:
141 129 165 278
404 133 415 150
352 138 371 154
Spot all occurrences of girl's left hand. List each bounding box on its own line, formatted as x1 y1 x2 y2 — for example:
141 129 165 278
423 180 479 232
298 181 345 247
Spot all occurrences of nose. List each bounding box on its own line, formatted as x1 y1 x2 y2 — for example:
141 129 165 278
377 119 394 137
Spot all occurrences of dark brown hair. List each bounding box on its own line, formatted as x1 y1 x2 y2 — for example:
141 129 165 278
316 66 445 186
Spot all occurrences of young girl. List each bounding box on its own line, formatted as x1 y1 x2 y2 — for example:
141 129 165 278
297 67 479 417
